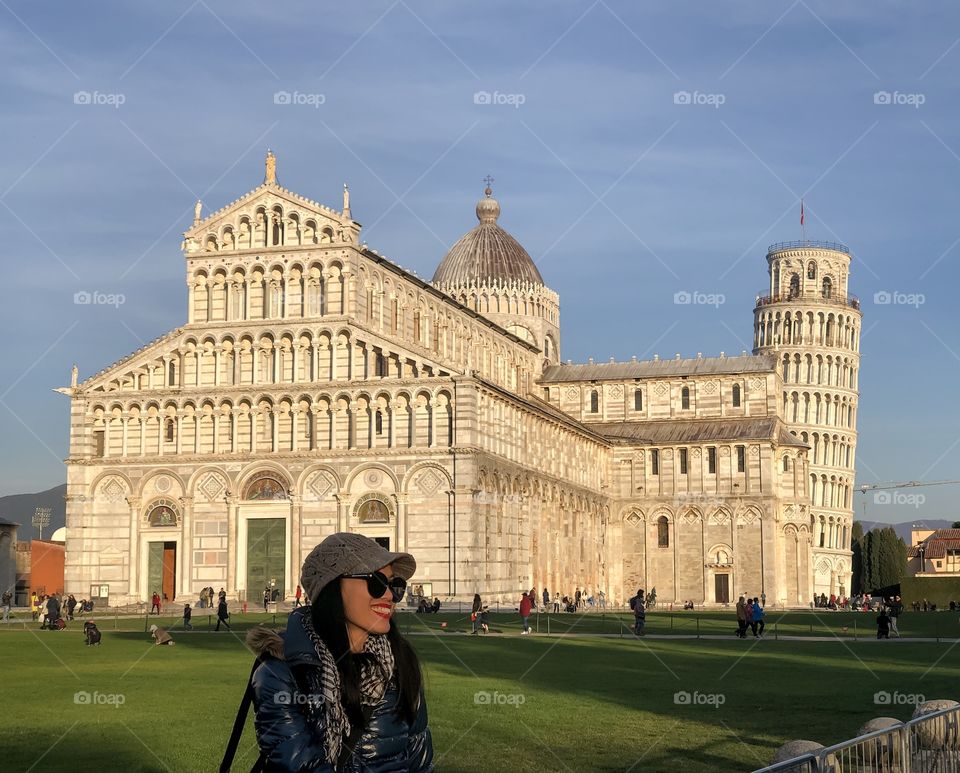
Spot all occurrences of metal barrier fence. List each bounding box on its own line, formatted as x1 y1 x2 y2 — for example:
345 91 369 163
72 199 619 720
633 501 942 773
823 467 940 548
754 704 960 772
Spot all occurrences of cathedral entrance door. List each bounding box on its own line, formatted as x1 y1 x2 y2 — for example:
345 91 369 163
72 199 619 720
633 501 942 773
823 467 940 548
714 574 730 604
246 518 286 602
147 541 177 603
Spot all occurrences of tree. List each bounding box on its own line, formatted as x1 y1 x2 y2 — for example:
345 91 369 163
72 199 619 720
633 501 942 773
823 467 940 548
858 526 907 592
851 521 865 595
953 521 960 529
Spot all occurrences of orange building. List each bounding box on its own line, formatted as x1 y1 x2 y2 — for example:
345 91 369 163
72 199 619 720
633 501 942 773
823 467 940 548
28 540 65 598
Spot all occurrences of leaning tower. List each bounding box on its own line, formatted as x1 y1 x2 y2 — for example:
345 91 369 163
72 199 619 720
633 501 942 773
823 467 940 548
753 240 862 600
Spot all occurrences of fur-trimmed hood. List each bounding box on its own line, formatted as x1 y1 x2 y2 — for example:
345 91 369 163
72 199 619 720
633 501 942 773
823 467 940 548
246 626 285 660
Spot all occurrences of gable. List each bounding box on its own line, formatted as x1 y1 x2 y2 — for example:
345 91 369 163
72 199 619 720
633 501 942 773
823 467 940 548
182 183 359 256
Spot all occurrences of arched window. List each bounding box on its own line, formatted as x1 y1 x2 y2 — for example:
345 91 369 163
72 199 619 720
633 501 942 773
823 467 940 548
681 386 690 410
789 274 800 299
589 390 599 414
822 277 833 299
657 516 669 548
164 418 175 443
168 361 177 386
732 384 741 407
807 261 817 280
634 389 642 411
375 410 383 435
783 455 791 472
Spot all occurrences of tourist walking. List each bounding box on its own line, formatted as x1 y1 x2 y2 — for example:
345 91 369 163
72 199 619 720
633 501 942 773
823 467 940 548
294 584 303 608
599 590 606 610
735 596 748 639
1 590 11 623
751 597 765 637
216 597 231 631
151 591 162 615
263 586 270 612
542 588 549 609
471 593 482 635
225 532 433 772
630 588 646 636
519 591 533 634
183 603 192 631
889 596 902 638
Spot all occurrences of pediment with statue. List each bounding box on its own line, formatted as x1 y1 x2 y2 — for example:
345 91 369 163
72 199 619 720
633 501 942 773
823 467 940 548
181 151 360 255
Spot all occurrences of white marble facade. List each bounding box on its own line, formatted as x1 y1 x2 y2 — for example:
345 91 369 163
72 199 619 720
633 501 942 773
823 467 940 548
63 154 859 607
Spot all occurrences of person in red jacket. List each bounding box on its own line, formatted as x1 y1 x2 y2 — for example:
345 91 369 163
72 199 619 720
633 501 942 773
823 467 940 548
519 591 534 635
151 591 161 615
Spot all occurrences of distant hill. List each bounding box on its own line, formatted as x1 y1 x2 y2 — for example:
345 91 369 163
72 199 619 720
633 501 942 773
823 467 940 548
0 484 67 539
858 519 956 545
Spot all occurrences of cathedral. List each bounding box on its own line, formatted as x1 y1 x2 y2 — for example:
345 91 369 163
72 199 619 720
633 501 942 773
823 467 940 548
62 152 860 608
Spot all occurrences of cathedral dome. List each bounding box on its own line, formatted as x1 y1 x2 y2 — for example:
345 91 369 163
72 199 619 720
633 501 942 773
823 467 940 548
432 186 544 287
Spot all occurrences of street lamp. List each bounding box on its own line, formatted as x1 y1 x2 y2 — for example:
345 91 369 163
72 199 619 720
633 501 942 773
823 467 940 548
33 507 52 541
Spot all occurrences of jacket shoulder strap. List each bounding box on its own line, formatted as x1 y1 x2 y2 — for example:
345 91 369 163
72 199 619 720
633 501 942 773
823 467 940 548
220 658 266 773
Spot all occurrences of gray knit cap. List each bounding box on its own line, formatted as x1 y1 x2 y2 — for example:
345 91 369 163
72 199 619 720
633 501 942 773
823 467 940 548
300 532 416 601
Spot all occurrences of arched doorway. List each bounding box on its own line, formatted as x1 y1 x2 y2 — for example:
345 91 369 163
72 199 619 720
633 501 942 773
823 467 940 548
238 471 291 603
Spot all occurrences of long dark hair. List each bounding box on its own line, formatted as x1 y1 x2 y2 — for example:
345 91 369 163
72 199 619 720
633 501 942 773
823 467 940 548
310 578 423 727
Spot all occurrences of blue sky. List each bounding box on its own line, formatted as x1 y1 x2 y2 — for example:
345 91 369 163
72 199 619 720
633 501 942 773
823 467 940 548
1 1 958 525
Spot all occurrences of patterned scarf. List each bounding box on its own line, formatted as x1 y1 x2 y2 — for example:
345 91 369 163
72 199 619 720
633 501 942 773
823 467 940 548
299 611 395 766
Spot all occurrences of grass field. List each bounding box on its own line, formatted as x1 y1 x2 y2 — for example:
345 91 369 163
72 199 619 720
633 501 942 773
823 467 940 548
5 609 960 772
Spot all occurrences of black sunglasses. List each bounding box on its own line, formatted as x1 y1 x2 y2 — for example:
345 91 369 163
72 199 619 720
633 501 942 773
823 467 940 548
342 571 407 602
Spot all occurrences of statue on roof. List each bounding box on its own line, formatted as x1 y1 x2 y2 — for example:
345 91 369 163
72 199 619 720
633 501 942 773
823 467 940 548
194 199 202 224
265 149 277 185
71 364 78 389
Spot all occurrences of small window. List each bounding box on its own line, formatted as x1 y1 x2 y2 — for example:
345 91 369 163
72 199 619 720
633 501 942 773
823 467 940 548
822 277 833 299
736 445 745 473
651 449 659 476
807 261 817 280
708 447 717 474
679 448 688 475
789 274 800 298
634 389 642 411
732 384 741 407
657 516 669 548
167 361 177 386
95 431 105 457
783 455 791 472
375 410 383 435
589 390 599 414
375 352 387 378
165 419 175 443
681 386 690 410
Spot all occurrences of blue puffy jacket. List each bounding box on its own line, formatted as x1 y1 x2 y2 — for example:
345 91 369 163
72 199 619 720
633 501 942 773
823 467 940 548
248 611 434 772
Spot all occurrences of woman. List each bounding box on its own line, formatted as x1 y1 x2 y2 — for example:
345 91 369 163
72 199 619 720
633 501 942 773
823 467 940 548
471 593 482 635
246 532 433 772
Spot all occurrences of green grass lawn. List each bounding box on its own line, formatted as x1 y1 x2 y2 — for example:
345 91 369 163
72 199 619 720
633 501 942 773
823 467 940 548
4 610 960 772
